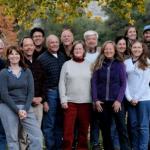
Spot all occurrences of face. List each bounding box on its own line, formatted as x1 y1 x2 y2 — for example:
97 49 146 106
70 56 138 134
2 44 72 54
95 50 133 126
85 35 97 49
104 43 115 59
116 39 127 53
126 27 137 41
47 36 59 53
22 38 35 57
131 42 143 58
73 43 85 58
61 30 73 46
8 50 20 65
32 31 45 47
0 42 4 57
143 30 150 42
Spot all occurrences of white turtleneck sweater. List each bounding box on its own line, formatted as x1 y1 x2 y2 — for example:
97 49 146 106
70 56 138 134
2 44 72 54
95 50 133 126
59 59 92 104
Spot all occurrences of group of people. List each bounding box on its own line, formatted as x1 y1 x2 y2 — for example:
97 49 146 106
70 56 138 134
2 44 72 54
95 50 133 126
0 24 150 150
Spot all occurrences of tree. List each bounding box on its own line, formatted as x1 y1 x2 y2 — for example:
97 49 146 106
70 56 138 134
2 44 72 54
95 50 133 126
0 6 17 46
0 0 145 29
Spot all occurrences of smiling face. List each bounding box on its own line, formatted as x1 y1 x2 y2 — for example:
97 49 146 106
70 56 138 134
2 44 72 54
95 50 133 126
126 27 137 41
73 43 85 59
131 41 143 59
47 35 60 53
103 43 115 59
143 30 150 42
22 38 35 57
32 31 45 47
61 30 74 46
116 39 127 53
8 49 20 65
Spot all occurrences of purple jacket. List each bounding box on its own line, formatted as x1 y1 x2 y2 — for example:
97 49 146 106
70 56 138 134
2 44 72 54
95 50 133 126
91 59 126 102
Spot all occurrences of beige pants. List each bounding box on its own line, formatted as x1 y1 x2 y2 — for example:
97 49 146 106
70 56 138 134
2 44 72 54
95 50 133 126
19 104 43 150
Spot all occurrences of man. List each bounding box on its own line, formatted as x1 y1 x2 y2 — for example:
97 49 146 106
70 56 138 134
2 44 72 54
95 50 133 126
60 29 74 60
21 37 46 127
37 34 66 150
30 27 46 59
20 37 46 150
143 25 150 52
0 39 6 150
83 30 101 150
84 30 100 64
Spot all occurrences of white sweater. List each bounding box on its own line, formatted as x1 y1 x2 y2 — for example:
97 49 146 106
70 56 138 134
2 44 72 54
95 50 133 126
59 59 92 104
124 58 150 101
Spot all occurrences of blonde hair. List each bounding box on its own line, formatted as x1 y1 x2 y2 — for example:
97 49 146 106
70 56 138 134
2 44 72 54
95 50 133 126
93 41 123 72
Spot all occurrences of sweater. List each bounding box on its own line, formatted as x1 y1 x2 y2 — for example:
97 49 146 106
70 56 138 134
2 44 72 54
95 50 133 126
24 57 46 103
37 51 66 89
59 59 92 104
0 58 5 70
92 59 126 102
125 58 150 101
0 68 34 113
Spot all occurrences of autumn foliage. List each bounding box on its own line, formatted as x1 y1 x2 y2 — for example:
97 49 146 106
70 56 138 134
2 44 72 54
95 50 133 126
0 0 145 29
0 6 17 46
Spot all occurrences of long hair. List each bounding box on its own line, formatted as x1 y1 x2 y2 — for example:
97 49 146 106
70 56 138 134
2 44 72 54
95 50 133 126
124 25 138 40
115 36 129 57
6 46 27 69
131 41 150 70
93 41 123 72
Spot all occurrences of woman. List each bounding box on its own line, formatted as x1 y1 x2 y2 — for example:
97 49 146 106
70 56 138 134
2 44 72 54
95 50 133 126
124 25 138 51
0 46 43 150
115 36 129 60
125 41 150 150
110 36 130 150
0 39 6 150
92 41 130 150
59 41 92 150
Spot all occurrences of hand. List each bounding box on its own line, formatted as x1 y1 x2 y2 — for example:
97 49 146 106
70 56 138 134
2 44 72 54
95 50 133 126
32 97 42 105
95 100 104 112
61 102 68 109
43 102 49 112
130 99 138 106
18 110 27 119
112 100 121 112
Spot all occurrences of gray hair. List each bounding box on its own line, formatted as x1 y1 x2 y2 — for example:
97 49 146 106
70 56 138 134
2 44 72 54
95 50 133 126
46 34 59 47
84 30 99 40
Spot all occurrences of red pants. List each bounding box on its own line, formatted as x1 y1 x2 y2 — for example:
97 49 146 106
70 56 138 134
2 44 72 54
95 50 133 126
63 103 91 150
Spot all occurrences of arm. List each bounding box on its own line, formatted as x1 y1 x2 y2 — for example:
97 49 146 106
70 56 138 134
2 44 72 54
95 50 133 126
58 62 68 104
32 61 47 104
23 69 34 111
125 80 133 102
91 70 99 102
0 70 19 114
134 68 150 100
117 63 126 102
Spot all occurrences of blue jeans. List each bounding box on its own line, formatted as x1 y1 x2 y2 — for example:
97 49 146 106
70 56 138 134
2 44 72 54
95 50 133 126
42 89 63 150
0 104 43 150
111 118 120 150
137 101 150 150
127 102 139 150
0 119 6 150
